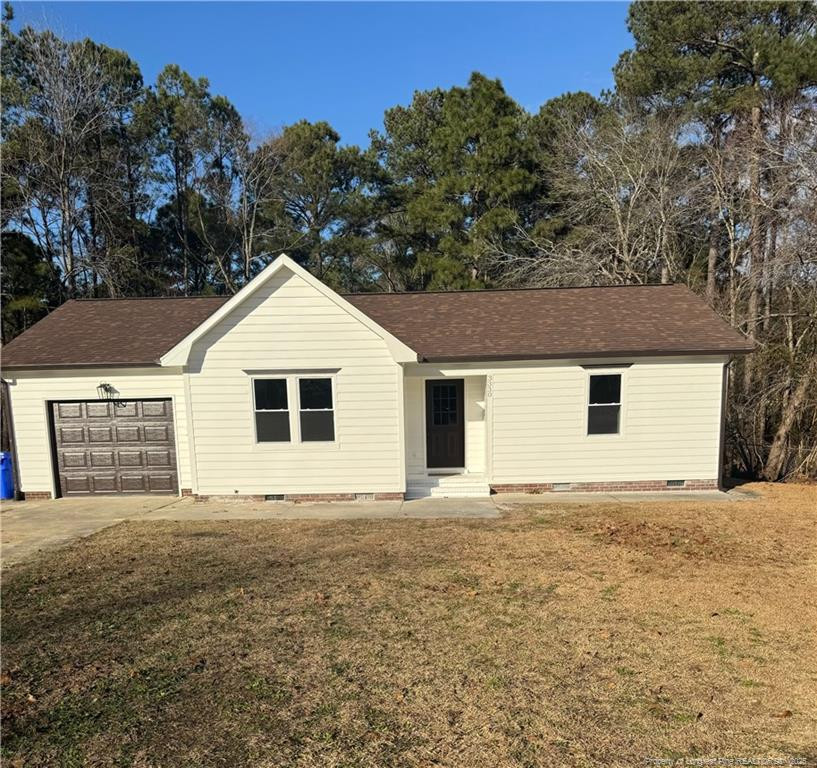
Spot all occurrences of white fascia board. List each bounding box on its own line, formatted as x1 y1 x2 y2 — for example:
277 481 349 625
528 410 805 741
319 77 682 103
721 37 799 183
159 254 417 367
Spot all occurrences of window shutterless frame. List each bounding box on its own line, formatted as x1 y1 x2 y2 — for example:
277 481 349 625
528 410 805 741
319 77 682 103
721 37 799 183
585 370 625 436
296 376 336 442
248 373 339 446
252 377 291 443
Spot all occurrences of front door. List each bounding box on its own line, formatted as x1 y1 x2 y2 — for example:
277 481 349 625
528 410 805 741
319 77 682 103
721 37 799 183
425 379 465 469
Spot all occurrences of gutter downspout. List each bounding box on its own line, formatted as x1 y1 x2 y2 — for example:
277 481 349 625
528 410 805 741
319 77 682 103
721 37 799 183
1 378 23 500
717 361 730 490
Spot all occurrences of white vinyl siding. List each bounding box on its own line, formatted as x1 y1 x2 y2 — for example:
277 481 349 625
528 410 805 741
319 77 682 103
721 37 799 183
5 368 191 497
186 267 403 495
404 377 425 478
464 376 486 472
489 358 725 484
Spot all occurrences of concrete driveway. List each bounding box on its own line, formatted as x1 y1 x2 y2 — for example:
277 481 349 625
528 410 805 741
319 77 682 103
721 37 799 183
1 495 183 567
1 488 737 567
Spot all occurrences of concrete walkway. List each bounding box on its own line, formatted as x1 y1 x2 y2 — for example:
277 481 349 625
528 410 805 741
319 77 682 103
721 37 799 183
0 495 502 566
135 496 501 522
1 488 740 567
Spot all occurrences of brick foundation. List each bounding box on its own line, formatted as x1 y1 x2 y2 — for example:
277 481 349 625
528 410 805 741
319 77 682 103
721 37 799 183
371 492 405 501
19 491 53 500
490 479 719 494
193 491 405 503
180 488 194 497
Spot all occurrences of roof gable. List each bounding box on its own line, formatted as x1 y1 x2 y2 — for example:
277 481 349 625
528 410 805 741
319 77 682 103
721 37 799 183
159 255 417 366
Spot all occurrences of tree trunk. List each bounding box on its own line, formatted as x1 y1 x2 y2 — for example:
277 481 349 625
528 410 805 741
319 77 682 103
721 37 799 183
762 361 816 481
706 124 722 306
173 146 190 295
743 71 763 393
706 218 719 304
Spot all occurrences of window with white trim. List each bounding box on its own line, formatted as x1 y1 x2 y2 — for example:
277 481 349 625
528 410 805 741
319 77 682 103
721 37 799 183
588 374 621 434
298 378 335 442
253 379 290 442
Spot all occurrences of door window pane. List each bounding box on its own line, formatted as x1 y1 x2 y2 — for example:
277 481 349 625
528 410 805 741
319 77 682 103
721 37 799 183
432 384 457 426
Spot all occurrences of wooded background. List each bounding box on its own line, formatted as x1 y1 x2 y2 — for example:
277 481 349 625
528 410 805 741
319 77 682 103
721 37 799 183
2 2 815 480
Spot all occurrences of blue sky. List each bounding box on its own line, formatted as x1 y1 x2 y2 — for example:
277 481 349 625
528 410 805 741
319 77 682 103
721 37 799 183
12 2 633 147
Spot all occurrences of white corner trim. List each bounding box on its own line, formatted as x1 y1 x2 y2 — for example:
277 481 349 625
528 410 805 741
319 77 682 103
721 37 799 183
158 254 417 367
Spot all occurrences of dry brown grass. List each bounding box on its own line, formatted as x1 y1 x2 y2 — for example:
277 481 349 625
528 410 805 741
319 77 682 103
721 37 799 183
2 483 816 767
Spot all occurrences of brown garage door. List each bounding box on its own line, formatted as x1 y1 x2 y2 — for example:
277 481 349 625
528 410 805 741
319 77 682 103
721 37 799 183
51 400 178 495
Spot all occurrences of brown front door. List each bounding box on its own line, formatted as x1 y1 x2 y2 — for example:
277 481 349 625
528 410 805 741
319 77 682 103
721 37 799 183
51 399 178 495
425 379 465 469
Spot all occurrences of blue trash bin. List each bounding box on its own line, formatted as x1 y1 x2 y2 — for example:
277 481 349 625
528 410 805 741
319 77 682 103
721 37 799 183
0 451 14 500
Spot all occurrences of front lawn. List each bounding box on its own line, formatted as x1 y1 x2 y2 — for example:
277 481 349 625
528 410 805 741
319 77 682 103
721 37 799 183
2 484 815 767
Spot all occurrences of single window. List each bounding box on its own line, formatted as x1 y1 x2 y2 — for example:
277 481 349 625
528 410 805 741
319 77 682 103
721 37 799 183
299 378 334 441
588 374 621 435
254 379 290 442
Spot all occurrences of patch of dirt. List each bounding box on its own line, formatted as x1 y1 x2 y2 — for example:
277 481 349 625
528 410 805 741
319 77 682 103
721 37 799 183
1 482 815 767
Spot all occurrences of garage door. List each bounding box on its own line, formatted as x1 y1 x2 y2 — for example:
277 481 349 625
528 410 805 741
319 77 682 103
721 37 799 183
51 400 178 495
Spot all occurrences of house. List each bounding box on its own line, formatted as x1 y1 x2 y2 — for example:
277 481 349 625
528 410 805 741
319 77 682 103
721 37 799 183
1 255 753 500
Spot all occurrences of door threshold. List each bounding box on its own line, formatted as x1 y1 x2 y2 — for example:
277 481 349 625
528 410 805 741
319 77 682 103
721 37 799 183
426 468 467 476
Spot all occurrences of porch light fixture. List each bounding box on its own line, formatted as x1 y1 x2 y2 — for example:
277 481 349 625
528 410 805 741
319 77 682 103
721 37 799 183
96 382 116 400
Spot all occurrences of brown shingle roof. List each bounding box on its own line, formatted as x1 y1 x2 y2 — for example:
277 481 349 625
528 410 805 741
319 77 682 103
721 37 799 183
344 284 754 362
1 284 751 370
2 297 227 369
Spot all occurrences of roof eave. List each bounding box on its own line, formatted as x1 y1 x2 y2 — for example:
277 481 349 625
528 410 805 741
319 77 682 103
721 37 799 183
418 347 754 363
2 361 163 372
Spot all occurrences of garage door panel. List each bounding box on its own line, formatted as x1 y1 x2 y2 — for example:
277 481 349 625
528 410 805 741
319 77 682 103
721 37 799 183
89 427 114 443
142 401 171 418
57 403 83 419
146 449 172 466
62 452 88 468
52 400 177 496
113 402 138 417
144 425 171 443
59 427 85 443
121 475 149 492
92 475 118 493
86 402 112 418
148 474 174 492
117 450 144 467
90 451 115 467
63 475 92 494
115 425 141 442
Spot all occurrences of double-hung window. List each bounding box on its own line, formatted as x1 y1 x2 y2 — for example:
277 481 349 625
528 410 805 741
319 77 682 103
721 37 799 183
587 374 621 435
254 379 290 442
298 378 335 442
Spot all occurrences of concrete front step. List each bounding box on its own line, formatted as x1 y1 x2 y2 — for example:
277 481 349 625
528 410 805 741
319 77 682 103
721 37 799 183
406 474 491 499
406 489 491 499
